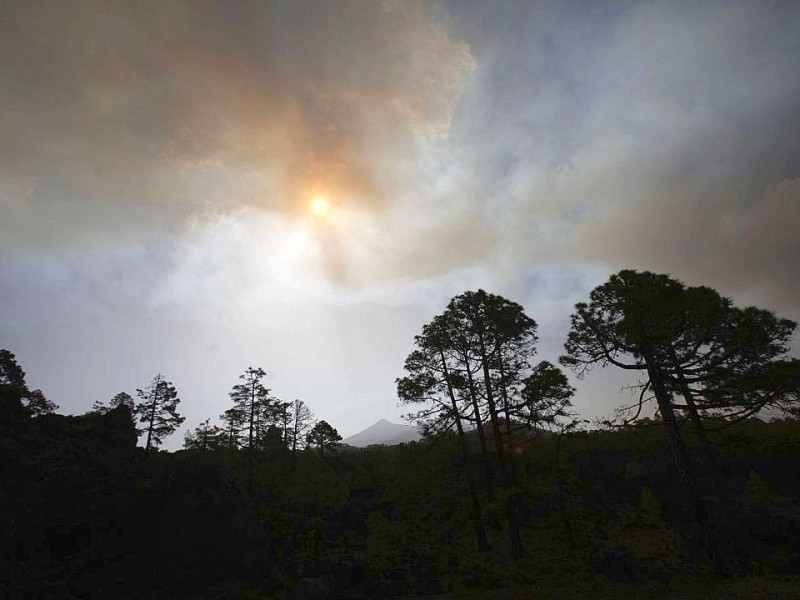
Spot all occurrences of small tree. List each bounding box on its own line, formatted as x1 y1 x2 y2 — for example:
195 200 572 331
184 419 225 451
256 398 290 451
23 389 59 417
229 368 272 448
135 374 184 451
514 361 576 438
289 399 314 454
306 420 342 455
229 367 274 493
92 392 135 415
0 349 58 416
220 406 246 449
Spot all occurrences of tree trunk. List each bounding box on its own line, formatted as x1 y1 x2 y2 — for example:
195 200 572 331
145 374 161 451
463 352 495 498
477 333 506 471
670 361 746 576
291 410 300 471
248 379 256 495
496 350 518 482
644 352 710 562
554 431 575 548
672 364 714 462
494 347 525 559
440 349 489 552
478 334 523 559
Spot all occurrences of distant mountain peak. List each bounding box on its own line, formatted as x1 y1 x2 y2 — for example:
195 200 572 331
342 419 421 447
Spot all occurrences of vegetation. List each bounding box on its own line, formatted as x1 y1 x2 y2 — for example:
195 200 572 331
307 419 343 455
2 270 799 598
561 269 798 573
397 290 575 557
92 391 135 415
0 348 58 416
135 373 185 451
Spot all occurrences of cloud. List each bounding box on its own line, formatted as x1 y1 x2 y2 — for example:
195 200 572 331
1 0 475 239
429 0 800 319
2 0 799 439
574 177 800 315
9 0 797 316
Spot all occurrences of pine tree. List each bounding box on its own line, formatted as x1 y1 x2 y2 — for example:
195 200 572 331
220 406 246 449
560 269 798 573
135 374 184 451
91 392 134 415
229 367 274 493
0 348 58 416
306 420 342 455
289 399 314 456
184 418 225 451
397 291 573 557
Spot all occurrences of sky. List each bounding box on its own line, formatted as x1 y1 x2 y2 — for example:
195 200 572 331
2 0 799 449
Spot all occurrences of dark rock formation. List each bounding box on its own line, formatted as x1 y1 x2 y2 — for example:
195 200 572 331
0 403 275 598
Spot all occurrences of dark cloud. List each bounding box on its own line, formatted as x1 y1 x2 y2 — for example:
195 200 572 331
434 0 800 319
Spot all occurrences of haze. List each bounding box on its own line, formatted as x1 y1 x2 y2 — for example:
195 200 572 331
2 0 799 448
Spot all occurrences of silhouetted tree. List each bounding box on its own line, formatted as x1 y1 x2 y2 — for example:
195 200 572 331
306 420 342 455
444 290 540 558
135 374 184 451
562 271 797 430
91 392 134 415
514 361 576 439
0 349 58 416
272 400 292 448
220 406 245 449
667 304 798 430
560 269 798 572
22 389 58 417
704 358 800 421
398 291 562 557
184 418 225 451
289 399 314 458
229 367 274 493
258 399 291 451
0 349 27 394
398 312 491 552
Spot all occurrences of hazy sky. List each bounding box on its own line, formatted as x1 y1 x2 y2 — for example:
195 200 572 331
2 0 799 448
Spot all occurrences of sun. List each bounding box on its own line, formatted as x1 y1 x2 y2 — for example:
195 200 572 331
310 195 330 217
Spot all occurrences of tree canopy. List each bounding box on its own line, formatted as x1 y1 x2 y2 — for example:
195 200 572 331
135 374 184 451
0 349 58 417
307 420 342 454
184 418 226 451
561 269 798 425
92 392 135 415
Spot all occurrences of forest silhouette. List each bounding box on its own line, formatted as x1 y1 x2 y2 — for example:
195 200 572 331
2 269 799 599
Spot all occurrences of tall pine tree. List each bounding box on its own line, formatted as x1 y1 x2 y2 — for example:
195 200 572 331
135 374 184 451
229 367 274 493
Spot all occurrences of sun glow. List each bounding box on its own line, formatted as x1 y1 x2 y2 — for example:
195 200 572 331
310 196 330 217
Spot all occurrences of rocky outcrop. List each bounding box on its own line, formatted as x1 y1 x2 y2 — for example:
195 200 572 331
36 404 139 450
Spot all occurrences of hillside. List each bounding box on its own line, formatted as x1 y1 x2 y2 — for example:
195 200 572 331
4 393 800 598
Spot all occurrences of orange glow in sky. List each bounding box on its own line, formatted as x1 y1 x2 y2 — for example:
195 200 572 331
310 195 331 216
